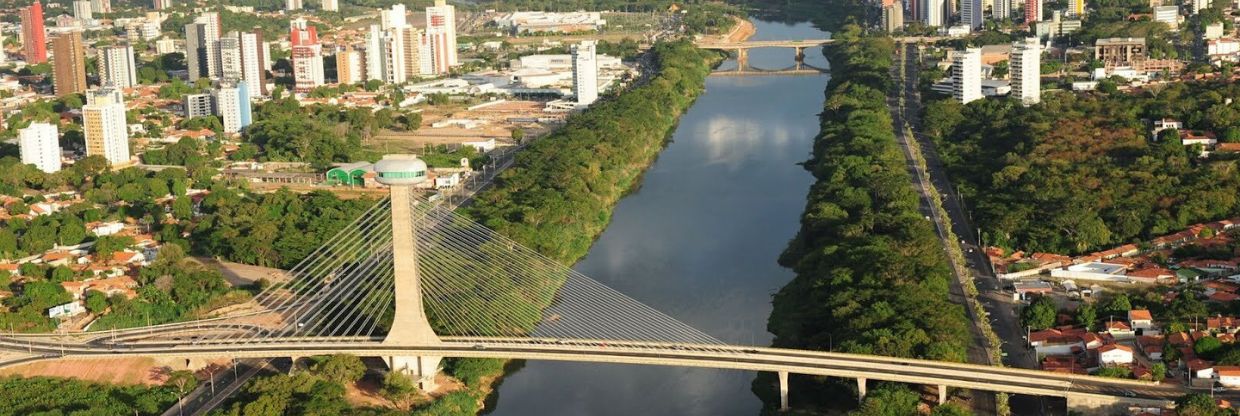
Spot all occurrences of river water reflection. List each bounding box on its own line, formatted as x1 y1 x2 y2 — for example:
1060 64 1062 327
484 19 831 416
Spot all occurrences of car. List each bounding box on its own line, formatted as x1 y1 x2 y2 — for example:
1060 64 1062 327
1214 387 1228 393
473 344 486 350
1122 391 1136 397
742 349 759 354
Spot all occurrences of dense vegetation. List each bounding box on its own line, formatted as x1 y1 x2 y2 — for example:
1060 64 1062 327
758 25 971 412
468 40 717 264
922 82 1240 254
240 97 420 169
0 376 181 415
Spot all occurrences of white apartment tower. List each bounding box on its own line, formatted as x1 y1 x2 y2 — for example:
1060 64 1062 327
425 0 458 73
239 32 266 95
214 84 243 133
1011 37 1041 105
19 123 61 173
883 1 904 32
321 0 338 11
83 88 130 166
98 44 137 88
953 48 982 104
381 4 407 30
962 0 983 29
923 0 946 27
993 0 1011 19
365 24 384 81
402 26 430 78
185 12 221 81
572 40 599 106
286 0 302 11
218 35 243 81
90 0 110 13
73 0 92 21
380 28 407 84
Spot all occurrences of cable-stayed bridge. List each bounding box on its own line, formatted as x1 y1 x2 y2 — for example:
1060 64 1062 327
0 156 1182 413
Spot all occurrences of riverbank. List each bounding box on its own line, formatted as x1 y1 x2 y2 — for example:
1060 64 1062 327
756 25 974 414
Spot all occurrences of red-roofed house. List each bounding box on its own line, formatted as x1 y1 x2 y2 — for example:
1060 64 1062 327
1209 316 1240 334
1170 331 1194 346
1106 320 1135 339
1127 265 1176 284
1219 366 1240 387
1211 292 1240 303
1137 335 1164 360
1190 359 1216 379
1099 344 1134 365
1129 309 1155 333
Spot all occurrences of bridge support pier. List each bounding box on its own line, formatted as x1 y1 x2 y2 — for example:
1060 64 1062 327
793 47 805 62
937 385 947 405
778 370 789 412
856 377 867 403
388 355 442 392
735 48 748 70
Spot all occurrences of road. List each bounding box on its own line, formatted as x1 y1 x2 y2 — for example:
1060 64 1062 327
896 43 1049 413
889 42 997 414
0 335 1185 406
159 359 269 416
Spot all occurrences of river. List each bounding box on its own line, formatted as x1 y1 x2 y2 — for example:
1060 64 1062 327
484 19 831 416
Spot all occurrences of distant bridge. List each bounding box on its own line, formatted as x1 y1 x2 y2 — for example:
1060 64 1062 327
696 37 945 76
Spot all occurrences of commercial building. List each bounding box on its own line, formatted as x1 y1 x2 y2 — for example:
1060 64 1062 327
952 48 982 105
290 19 325 93
73 0 92 21
83 88 130 166
98 44 137 89
185 12 221 81
52 31 86 97
425 0 458 74
492 11 606 33
1095 37 1145 68
962 0 982 30
22 1 48 64
1153 5 1179 29
183 93 213 118
572 40 598 106
155 38 178 55
882 0 904 32
1011 37 1040 105
19 123 61 173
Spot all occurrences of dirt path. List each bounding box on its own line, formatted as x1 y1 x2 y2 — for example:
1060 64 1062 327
726 16 756 42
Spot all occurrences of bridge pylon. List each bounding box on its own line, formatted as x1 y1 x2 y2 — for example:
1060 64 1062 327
375 155 442 391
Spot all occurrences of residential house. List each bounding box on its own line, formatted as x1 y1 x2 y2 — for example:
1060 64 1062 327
1099 344 1135 365
47 301 85 318
1127 265 1176 284
1106 320 1135 339
1190 359 1216 379
1137 335 1164 360
1129 309 1155 334
1219 366 1240 387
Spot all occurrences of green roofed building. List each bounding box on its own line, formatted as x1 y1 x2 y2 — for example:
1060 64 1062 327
325 162 377 187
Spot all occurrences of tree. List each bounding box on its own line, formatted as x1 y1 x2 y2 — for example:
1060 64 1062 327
1196 336 1224 359
49 266 73 282
1177 393 1228 416
1151 362 1167 382
511 128 525 143
310 354 365 386
1095 366 1132 378
58 217 87 246
1022 296 1057 330
1075 303 1097 330
380 371 419 410
84 290 108 313
92 235 134 260
172 196 192 220
1164 342 1184 363
852 384 920 416
930 403 973 416
1104 294 1132 314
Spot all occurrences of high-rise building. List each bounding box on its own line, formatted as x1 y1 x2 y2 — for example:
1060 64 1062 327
290 19 325 93
83 88 130 166
239 32 267 95
52 31 86 97
218 35 243 81
73 0 93 21
1010 37 1040 105
0 33 6 66
321 0 338 11
90 0 110 14
952 48 982 105
882 1 905 32
337 46 363 84
19 123 61 173
1068 0 1086 15
1025 0 1043 22
380 28 407 84
153 0 171 10
381 4 406 30
572 40 598 106
262 41 273 71
286 0 302 10
214 82 248 133
1191 0 1209 13
98 44 137 89
365 24 384 81
962 0 982 29
993 0 1011 20
238 81 252 128
183 93 213 117
401 26 429 78
21 1 48 64
425 0 458 74
1153 5 1179 28
923 0 945 26
185 12 221 81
